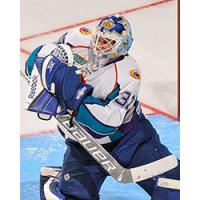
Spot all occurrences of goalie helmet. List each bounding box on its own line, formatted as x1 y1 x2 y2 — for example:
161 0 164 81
88 15 133 71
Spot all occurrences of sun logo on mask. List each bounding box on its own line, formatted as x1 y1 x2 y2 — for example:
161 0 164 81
129 69 141 80
102 19 115 29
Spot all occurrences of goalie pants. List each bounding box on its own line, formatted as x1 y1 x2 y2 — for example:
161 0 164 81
58 113 180 200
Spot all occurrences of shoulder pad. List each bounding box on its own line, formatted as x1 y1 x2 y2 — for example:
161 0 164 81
116 55 141 83
62 27 92 47
37 44 57 57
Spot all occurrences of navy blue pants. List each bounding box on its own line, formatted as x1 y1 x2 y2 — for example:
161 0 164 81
58 114 180 200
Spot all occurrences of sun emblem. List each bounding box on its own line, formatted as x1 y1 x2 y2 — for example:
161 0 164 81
101 19 115 29
129 69 141 80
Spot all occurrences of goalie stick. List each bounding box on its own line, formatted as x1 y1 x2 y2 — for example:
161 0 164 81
20 70 178 183
56 115 178 183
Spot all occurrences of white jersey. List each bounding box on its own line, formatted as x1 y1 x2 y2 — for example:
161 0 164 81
56 26 142 144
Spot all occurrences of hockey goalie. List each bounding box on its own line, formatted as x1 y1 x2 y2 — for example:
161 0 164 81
25 15 180 200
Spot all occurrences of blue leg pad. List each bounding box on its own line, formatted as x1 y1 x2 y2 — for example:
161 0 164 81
151 187 180 200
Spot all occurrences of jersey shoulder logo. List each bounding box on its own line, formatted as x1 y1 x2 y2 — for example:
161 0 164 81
129 68 141 80
74 53 88 66
79 27 92 35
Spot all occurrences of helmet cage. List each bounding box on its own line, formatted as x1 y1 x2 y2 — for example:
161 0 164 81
88 15 133 71
91 29 122 56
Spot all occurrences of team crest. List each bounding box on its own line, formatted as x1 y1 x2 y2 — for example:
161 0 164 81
101 19 115 29
129 69 141 80
79 27 92 35
74 53 88 66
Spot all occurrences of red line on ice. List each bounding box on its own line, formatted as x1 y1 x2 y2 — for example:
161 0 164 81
20 0 174 42
20 0 178 137
20 47 179 122
20 128 58 138
20 103 178 138
20 48 31 55
141 102 179 121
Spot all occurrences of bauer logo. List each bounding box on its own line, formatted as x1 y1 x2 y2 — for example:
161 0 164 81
76 87 87 100
28 75 39 99
79 27 92 35
64 120 117 172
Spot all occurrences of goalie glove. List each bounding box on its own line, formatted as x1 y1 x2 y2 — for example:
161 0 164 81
25 43 93 114
41 54 93 111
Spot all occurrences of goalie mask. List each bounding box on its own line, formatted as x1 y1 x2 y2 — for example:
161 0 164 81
88 15 133 71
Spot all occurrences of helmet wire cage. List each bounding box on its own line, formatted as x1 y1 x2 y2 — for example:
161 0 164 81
91 29 122 56
89 15 133 70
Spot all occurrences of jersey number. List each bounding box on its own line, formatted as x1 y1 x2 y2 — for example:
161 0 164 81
115 91 135 110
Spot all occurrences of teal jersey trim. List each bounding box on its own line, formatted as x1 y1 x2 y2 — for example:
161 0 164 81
83 96 108 106
75 84 120 135
109 130 124 141
83 84 120 105
25 45 43 75
76 104 117 135
106 84 120 101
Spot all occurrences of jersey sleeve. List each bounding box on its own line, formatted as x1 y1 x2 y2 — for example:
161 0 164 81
75 78 140 135
53 27 92 47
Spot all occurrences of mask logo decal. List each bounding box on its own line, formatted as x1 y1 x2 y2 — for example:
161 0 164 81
101 19 114 29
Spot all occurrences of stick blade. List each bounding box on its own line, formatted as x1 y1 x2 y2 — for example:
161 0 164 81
121 155 178 183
